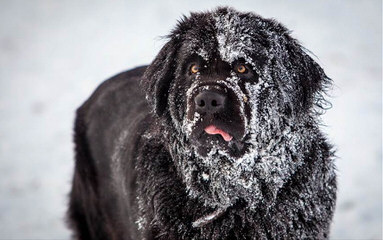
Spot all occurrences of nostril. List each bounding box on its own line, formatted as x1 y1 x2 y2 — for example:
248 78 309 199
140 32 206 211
194 89 226 113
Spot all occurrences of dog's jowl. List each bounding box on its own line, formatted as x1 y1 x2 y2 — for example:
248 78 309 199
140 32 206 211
68 7 336 240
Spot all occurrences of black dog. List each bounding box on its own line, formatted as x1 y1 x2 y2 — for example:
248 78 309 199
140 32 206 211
68 7 336 240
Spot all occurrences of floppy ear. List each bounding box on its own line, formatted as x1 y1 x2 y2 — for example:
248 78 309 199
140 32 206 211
142 39 178 117
272 36 331 116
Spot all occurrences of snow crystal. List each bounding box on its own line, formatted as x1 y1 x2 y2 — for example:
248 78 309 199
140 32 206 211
192 207 227 228
197 48 209 61
201 172 209 181
135 216 146 230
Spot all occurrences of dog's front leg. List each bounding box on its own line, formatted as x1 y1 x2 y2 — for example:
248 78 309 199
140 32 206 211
135 143 199 240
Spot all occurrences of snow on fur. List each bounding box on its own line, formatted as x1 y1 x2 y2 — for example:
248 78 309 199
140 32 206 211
139 6 336 239
171 8 321 211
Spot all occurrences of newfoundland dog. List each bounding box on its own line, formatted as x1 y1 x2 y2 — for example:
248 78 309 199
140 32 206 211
68 7 336 240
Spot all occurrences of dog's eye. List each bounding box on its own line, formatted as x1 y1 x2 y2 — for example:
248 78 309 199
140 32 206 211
236 65 247 74
190 64 200 74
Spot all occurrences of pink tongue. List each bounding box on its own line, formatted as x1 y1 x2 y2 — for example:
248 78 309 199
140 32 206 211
204 125 233 142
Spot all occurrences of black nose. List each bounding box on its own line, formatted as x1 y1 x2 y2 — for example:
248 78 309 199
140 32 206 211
194 90 226 114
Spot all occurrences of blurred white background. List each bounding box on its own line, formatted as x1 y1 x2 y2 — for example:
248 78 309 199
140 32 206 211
0 0 381 239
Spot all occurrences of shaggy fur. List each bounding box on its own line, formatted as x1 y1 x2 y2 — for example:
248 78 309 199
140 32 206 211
68 7 336 240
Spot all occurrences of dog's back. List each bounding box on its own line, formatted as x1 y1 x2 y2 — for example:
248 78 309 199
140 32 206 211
68 66 149 240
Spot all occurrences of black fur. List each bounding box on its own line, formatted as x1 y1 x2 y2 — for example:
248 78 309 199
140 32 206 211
68 7 336 240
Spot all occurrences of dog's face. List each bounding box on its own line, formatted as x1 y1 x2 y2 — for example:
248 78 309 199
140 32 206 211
176 54 251 157
143 7 330 209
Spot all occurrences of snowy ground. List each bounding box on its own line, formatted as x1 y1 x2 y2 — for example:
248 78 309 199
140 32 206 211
0 0 381 239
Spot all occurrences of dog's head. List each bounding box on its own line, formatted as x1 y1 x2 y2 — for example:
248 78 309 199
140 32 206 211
142 7 331 209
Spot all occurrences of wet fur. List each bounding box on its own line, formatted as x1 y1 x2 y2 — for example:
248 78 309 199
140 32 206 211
68 7 336 240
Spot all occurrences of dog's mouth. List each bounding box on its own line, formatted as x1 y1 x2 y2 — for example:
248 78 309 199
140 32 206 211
204 125 233 142
189 117 246 157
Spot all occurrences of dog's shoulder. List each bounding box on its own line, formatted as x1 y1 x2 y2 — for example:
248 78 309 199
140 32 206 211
74 65 152 170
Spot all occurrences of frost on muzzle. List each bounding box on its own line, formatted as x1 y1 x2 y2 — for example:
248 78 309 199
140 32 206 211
183 81 247 157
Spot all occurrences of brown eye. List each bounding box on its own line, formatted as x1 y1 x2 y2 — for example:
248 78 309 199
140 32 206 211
190 64 199 74
237 65 247 73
